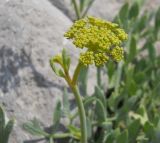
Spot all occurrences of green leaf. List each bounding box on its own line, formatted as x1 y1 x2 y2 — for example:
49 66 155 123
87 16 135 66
0 106 5 142
67 125 81 140
78 66 88 96
105 129 120 143
3 120 14 143
23 118 48 137
155 7 160 31
0 107 14 143
141 39 156 61
125 65 137 95
62 88 70 116
128 80 137 95
86 118 92 139
133 14 148 33
134 0 145 7
127 36 137 62
144 121 156 140
127 94 141 110
84 95 107 117
106 61 116 80
129 2 139 19
104 132 115 143
117 130 128 143
62 48 70 71
50 59 61 76
94 86 106 108
138 14 147 32
58 69 65 78
95 99 106 122
53 101 61 132
50 55 66 78
66 57 71 71
128 120 141 143
62 49 67 64
101 120 112 130
147 42 156 62
119 3 129 26
84 96 95 109
110 62 123 96
135 72 146 84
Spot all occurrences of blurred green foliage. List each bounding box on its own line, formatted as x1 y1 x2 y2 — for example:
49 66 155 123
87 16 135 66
101 1 160 143
0 106 14 143
23 1 160 143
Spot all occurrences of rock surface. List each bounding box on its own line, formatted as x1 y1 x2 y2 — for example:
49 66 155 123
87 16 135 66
88 0 124 20
0 0 74 142
49 0 76 21
49 0 125 21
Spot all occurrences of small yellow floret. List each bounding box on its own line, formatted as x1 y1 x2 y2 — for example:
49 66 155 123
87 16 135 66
111 46 124 62
94 52 109 66
79 51 94 66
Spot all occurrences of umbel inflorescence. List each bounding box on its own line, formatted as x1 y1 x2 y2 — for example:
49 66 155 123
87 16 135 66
64 16 128 66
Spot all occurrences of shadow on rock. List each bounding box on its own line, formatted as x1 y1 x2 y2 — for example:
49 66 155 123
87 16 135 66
0 46 63 94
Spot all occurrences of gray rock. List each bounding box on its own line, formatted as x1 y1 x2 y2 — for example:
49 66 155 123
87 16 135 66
48 0 124 21
88 0 124 20
145 0 160 10
0 0 75 142
48 0 76 21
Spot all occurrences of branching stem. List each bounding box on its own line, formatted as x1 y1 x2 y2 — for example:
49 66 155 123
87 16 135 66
64 62 87 143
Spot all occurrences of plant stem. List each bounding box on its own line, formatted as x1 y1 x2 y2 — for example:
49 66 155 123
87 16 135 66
115 62 123 96
72 62 82 85
50 133 73 139
64 62 87 143
97 67 101 87
72 0 80 19
81 0 95 18
49 137 54 143
80 0 85 13
71 85 87 143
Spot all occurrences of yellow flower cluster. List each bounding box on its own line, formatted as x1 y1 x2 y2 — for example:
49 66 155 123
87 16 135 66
64 16 127 66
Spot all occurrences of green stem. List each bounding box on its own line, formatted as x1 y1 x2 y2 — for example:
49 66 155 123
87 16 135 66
49 137 54 143
50 133 73 139
97 67 101 87
71 85 87 143
72 0 81 19
115 62 123 96
81 0 95 18
63 62 87 143
80 0 85 13
72 62 82 85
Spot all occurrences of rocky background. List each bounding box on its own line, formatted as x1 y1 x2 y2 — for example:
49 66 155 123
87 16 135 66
0 0 159 143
